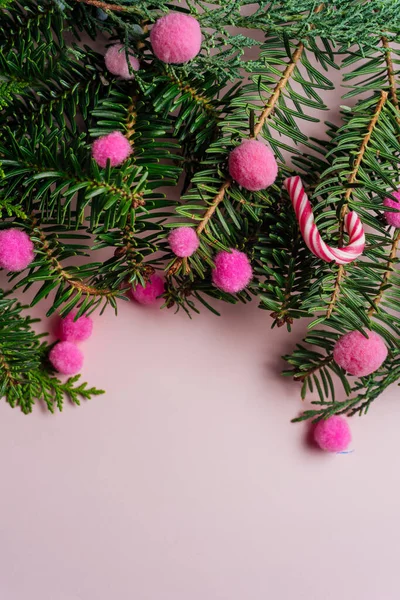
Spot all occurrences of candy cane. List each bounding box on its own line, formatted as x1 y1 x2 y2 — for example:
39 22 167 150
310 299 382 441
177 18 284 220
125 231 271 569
284 176 365 265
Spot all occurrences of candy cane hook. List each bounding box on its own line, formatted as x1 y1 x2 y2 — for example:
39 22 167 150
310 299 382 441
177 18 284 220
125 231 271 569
284 176 365 265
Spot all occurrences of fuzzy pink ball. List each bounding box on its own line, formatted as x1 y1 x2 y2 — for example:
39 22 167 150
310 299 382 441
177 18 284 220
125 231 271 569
92 131 132 168
58 311 93 343
314 416 351 453
228 140 278 191
212 249 252 293
0 229 34 272
150 13 202 64
49 341 84 375
333 330 388 377
169 227 199 257
383 190 400 228
104 43 140 80
131 274 165 305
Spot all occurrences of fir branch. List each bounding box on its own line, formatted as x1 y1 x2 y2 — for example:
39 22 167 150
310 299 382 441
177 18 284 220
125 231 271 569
326 90 388 318
382 36 400 126
126 95 137 143
252 2 324 138
293 354 334 382
32 220 118 298
367 230 400 316
74 0 133 12
252 45 304 139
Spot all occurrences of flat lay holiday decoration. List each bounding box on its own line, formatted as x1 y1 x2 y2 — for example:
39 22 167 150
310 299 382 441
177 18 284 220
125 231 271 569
0 1 399 441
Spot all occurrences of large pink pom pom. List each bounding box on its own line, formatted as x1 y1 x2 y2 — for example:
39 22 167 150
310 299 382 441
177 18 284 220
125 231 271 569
0 229 34 272
212 249 253 293
228 140 278 191
131 274 165 305
49 341 84 375
92 131 132 168
333 330 388 377
150 13 202 64
383 190 400 228
314 416 351 453
58 311 93 343
169 227 199 257
104 43 140 80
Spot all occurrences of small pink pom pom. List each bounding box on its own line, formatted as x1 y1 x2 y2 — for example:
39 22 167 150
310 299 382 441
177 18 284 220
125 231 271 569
49 341 84 375
150 13 202 64
383 190 400 228
58 311 93 343
169 227 199 257
104 43 140 80
333 330 388 377
0 229 34 272
92 131 132 168
212 249 252 293
228 139 278 191
131 274 165 305
314 416 351 453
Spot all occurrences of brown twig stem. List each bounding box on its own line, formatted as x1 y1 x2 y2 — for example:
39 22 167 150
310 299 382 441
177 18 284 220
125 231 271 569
326 90 388 319
74 0 131 12
368 231 400 316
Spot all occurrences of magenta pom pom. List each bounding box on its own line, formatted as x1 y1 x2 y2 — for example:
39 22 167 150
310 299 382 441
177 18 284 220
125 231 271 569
150 13 202 64
49 341 84 375
314 416 351 453
383 190 400 228
58 311 93 343
212 249 252 293
104 43 140 80
131 274 165 305
228 139 278 191
333 330 388 377
169 227 199 257
0 229 34 272
92 131 132 168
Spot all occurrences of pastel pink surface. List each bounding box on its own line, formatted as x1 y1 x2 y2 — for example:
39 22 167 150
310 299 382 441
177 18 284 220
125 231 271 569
212 249 252 293
333 330 387 377
0 229 34 271
104 43 140 79
150 13 202 64
383 191 400 228
314 416 352 452
58 311 93 342
92 131 132 168
1 287 400 600
2 36 400 600
228 139 278 191
131 274 165 305
169 227 199 257
49 341 84 375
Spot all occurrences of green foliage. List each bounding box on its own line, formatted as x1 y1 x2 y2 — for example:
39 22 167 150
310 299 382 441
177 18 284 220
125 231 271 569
0 0 399 419
0 292 103 413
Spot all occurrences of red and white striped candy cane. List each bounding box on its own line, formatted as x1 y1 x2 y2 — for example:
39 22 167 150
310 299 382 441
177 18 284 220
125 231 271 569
284 176 365 265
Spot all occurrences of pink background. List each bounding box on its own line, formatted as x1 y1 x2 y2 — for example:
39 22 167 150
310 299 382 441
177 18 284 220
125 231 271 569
0 292 399 599
0 27 399 600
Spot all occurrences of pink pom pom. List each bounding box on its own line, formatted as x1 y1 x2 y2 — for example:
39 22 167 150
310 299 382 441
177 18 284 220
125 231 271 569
383 190 400 228
0 229 34 272
92 131 132 168
131 274 165 305
314 416 351 453
212 249 252 293
49 341 84 375
228 139 278 191
333 330 388 377
150 13 202 64
104 43 140 80
169 227 199 257
58 311 93 343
